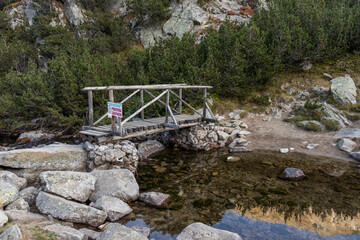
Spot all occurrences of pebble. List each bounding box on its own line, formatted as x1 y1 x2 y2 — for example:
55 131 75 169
306 144 319 150
279 148 289 154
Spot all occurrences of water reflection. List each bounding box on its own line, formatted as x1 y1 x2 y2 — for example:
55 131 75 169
121 149 360 239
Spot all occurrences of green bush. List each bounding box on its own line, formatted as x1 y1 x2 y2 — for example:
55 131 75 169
297 121 323 132
321 119 341 131
127 0 171 24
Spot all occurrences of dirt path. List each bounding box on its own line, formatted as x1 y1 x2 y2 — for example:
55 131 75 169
244 115 358 162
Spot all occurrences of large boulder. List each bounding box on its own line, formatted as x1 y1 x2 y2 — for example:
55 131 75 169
350 152 360 161
139 25 164 48
0 144 87 171
320 102 351 128
338 138 356 153
64 0 86 26
334 128 360 140
43 224 87 240
0 171 27 190
36 192 107 227
177 222 242 240
330 74 357 105
90 169 139 202
139 192 171 207
98 223 147 240
0 225 22 240
40 171 96 202
106 0 129 16
0 181 19 208
0 211 8 228
138 140 165 159
94 196 132 221
79 228 101 240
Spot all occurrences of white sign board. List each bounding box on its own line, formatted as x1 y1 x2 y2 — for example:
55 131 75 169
108 102 123 118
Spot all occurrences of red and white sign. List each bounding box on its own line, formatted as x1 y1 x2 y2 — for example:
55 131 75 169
108 102 123 118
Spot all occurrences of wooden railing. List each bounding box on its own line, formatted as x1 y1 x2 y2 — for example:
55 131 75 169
82 84 215 136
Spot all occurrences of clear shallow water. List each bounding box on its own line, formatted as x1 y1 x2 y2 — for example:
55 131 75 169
121 149 360 239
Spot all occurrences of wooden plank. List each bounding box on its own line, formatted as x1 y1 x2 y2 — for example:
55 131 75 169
82 85 212 91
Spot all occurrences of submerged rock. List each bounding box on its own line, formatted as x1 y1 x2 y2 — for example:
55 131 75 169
330 74 357 105
138 140 165 159
0 225 22 240
130 226 151 238
177 222 242 240
40 171 96 202
36 191 107 227
43 224 86 240
338 138 356 153
98 223 147 240
279 168 305 180
94 196 132 221
226 156 241 162
90 169 139 203
139 192 171 207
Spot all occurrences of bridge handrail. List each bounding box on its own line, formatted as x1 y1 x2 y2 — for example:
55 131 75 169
82 84 212 91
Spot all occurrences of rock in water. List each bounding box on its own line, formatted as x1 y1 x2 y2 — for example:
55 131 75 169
0 225 22 240
177 222 242 240
338 138 356 153
98 223 147 240
130 226 151 238
139 192 171 207
0 171 27 190
279 168 305 180
0 211 8 228
40 171 95 202
350 152 360 161
36 191 107 227
138 140 165 159
94 196 132 221
0 181 19 208
90 169 139 202
330 74 357 105
0 144 86 171
43 224 86 240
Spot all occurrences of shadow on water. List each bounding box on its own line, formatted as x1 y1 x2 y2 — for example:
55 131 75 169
120 149 360 240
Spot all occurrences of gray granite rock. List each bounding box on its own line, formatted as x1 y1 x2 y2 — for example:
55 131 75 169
90 169 139 202
36 191 107 227
0 225 22 240
0 181 19 208
43 224 87 240
40 171 95 202
279 168 305 180
139 192 171 207
350 152 360 161
0 211 8 228
94 196 132 221
79 228 101 240
334 128 360 140
98 223 147 240
5 198 30 211
331 74 357 105
338 138 356 153
19 187 39 212
138 140 165 159
130 226 151 238
5 210 47 222
177 222 242 240
0 171 27 190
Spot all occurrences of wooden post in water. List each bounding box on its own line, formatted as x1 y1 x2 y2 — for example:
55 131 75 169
88 91 93 126
109 90 115 132
179 89 182 114
140 89 144 120
165 89 170 123
203 88 207 120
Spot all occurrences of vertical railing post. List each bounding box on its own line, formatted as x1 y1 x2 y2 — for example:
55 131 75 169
88 91 93 126
179 89 182 114
203 88 207 120
109 90 115 132
165 89 170 123
140 89 144 120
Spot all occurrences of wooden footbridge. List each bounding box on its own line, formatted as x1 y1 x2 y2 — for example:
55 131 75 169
80 84 215 143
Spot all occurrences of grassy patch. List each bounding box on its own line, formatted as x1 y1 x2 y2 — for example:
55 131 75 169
297 121 323 132
321 119 341 131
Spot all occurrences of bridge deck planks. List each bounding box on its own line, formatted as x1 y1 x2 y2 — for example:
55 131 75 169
80 114 202 142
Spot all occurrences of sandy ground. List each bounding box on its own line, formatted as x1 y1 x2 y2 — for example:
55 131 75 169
244 115 359 163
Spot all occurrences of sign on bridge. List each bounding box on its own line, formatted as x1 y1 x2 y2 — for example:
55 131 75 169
108 102 123 118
